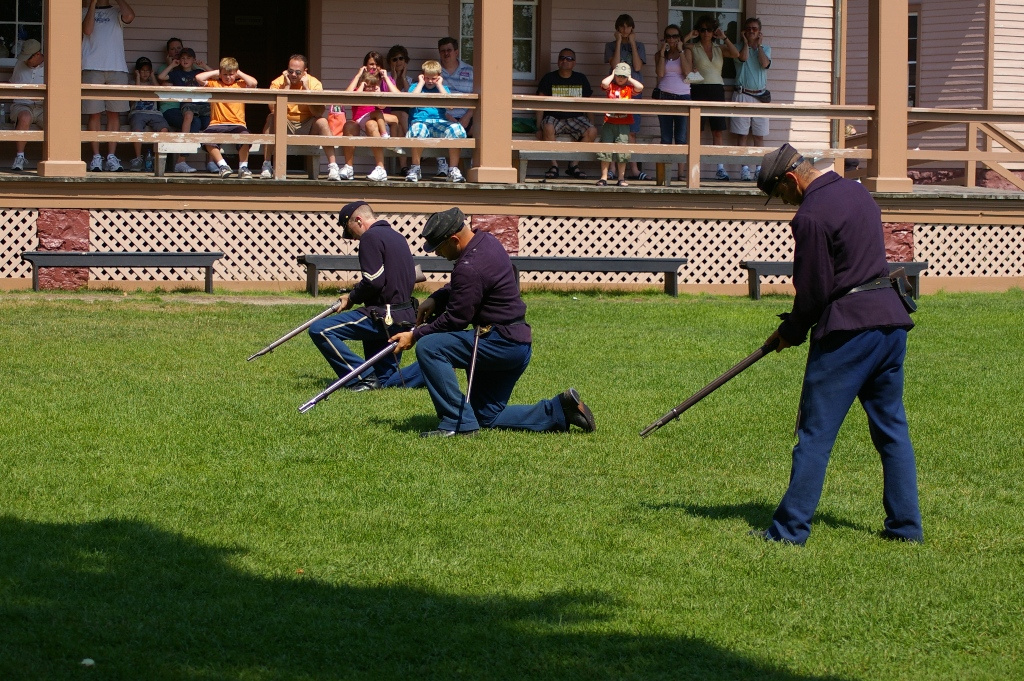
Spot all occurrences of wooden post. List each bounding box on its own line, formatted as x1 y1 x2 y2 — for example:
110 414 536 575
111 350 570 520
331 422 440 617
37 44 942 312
38 0 87 177
863 0 912 192
467 0 517 184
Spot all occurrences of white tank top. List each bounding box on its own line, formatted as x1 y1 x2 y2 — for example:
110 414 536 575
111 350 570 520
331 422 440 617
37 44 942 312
658 56 690 96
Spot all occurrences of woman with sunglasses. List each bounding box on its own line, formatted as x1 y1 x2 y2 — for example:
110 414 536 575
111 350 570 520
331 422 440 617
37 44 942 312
655 24 693 182
386 45 412 173
685 15 739 180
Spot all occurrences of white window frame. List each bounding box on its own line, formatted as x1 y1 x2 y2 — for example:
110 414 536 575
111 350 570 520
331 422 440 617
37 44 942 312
0 0 44 69
460 0 538 81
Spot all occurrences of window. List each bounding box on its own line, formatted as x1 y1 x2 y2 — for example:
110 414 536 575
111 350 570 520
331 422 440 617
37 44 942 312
0 0 43 67
460 0 538 80
908 12 919 106
668 0 744 81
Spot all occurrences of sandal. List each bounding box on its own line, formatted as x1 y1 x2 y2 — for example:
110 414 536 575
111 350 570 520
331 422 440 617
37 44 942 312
596 179 608 186
566 164 587 179
627 172 649 181
617 180 629 187
544 165 560 179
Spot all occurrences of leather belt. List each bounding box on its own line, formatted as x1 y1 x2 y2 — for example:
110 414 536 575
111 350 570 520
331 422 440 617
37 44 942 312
844 278 891 296
388 301 415 310
737 86 767 96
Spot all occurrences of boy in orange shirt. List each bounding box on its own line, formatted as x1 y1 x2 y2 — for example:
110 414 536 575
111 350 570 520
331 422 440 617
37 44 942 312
195 57 258 178
597 62 643 187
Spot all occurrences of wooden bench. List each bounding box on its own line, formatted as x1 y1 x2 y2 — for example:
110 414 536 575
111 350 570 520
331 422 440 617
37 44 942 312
298 254 688 297
21 251 224 293
739 260 929 300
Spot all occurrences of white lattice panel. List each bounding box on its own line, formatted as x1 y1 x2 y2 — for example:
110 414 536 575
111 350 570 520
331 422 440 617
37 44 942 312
518 217 793 285
14 210 1017 287
0 209 37 278
88 211 429 283
915 223 1024 277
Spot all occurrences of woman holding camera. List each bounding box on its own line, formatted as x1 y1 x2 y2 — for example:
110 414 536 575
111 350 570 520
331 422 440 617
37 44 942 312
655 24 693 181
685 15 739 180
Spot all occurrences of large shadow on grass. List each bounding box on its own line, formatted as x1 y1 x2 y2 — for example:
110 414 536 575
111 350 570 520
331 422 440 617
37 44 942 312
643 501 871 533
0 516 848 681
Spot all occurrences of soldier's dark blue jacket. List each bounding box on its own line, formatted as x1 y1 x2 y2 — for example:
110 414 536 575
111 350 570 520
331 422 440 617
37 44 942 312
778 171 914 346
412 231 532 344
348 219 417 325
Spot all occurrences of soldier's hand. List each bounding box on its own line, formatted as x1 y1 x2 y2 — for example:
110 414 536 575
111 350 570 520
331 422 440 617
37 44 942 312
338 293 352 310
416 297 436 324
390 330 415 353
766 329 791 352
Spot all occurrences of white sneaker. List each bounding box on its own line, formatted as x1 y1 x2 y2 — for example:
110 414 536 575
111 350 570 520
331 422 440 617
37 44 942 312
435 157 449 178
260 161 274 179
238 166 253 179
339 164 355 180
367 166 388 182
448 166 465 183
207 161 221 174
218 164 233 179
405 164 421 182
740 166 753 182
327 163 341 181
104 154 124 172
11 155 26 172
715 167 730 181
174 161 197 173
89 154 104 172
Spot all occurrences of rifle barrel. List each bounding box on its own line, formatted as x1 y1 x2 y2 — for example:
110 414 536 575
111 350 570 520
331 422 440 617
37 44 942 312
247 301 342 361
298 341 399 413
639 338 779 438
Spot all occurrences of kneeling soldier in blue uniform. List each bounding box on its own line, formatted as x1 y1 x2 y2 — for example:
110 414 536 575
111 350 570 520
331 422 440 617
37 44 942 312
309 201 421 390
390 207 596 438
752 144 923 545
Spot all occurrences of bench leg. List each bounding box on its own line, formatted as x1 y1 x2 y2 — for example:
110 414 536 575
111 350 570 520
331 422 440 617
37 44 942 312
656 162 670 187
32 266 40 292
305 264 319 297
663 271 679 297
154 150 165 177
306 156 319 180
909 274 920 299
205 266 213 294
747 271 761 300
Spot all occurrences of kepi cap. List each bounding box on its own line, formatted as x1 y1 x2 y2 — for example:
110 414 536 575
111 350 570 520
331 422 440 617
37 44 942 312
18 39 42 60
421 207 466 252
757 143 804 203
338 200 369 227
613 62 631 77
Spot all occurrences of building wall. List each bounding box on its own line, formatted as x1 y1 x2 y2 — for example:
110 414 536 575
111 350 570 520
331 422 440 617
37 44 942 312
124 0 211 67
992 0 1024 148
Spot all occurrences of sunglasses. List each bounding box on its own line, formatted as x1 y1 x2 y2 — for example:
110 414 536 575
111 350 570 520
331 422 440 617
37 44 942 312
558 55 575 61
390 56 408 62
286 69 303 75
665 34 681 38
698 27 714 33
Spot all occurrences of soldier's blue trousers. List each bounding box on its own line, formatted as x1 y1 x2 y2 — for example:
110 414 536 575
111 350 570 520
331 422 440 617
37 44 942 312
768 328 923 545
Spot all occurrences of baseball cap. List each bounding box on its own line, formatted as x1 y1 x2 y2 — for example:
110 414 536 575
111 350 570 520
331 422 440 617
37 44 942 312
757 143 804 204
613 62 631 77
19 39 42 60
179 47 196 58
421 207 466 252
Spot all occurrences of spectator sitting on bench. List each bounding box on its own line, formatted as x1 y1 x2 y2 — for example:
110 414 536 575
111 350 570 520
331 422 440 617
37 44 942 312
404 60 467 184
158 47 212 173
259 53 338 181
535 47 597 180
8 39 44 172
338 52 404 182
196 57 258 179
127 57 168 172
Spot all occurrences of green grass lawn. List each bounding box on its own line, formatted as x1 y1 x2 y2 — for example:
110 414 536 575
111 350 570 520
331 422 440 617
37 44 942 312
1 290 1022 680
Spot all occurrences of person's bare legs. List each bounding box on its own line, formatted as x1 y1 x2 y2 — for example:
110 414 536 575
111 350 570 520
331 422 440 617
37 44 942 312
104 110 120 157
14 110 31 156
310 117 336 166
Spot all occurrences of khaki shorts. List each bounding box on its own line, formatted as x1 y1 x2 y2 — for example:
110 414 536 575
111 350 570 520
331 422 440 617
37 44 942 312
10 103 45 127
267 116 319 135
730 92 769 136
82 70 132 114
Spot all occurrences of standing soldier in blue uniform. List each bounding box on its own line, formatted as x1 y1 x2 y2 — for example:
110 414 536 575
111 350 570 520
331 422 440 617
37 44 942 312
309 201 419 391
752 144 924 545
390 207 597 438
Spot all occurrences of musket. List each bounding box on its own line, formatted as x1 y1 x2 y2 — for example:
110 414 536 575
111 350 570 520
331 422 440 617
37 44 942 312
298 341 398 413
247 301 343 361
639 337 780 438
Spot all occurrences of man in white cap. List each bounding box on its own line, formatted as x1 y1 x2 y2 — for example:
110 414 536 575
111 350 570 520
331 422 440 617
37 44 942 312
8 39 44 172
